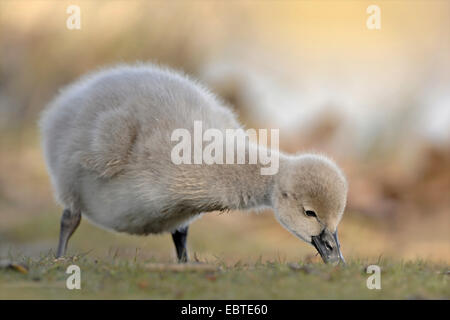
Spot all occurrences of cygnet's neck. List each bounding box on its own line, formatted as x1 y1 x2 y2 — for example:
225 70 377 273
203 151 290 212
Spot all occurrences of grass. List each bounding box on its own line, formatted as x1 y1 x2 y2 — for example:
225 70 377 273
0 253 448 299
0 210 449 299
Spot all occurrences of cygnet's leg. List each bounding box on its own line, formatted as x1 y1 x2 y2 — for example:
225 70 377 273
56 208 81 258
171 226 189 263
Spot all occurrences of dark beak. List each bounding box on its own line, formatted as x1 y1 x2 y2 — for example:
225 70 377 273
311 228 345 265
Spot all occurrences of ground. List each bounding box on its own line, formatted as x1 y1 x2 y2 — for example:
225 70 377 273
0 253 448 299
0 207 449 299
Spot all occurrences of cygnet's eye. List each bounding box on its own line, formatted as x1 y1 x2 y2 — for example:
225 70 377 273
305 210 317 218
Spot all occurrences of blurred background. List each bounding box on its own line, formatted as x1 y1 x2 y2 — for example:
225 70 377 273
0 1 449 264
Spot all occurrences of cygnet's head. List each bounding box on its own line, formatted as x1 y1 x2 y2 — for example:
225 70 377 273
273 154 348 265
